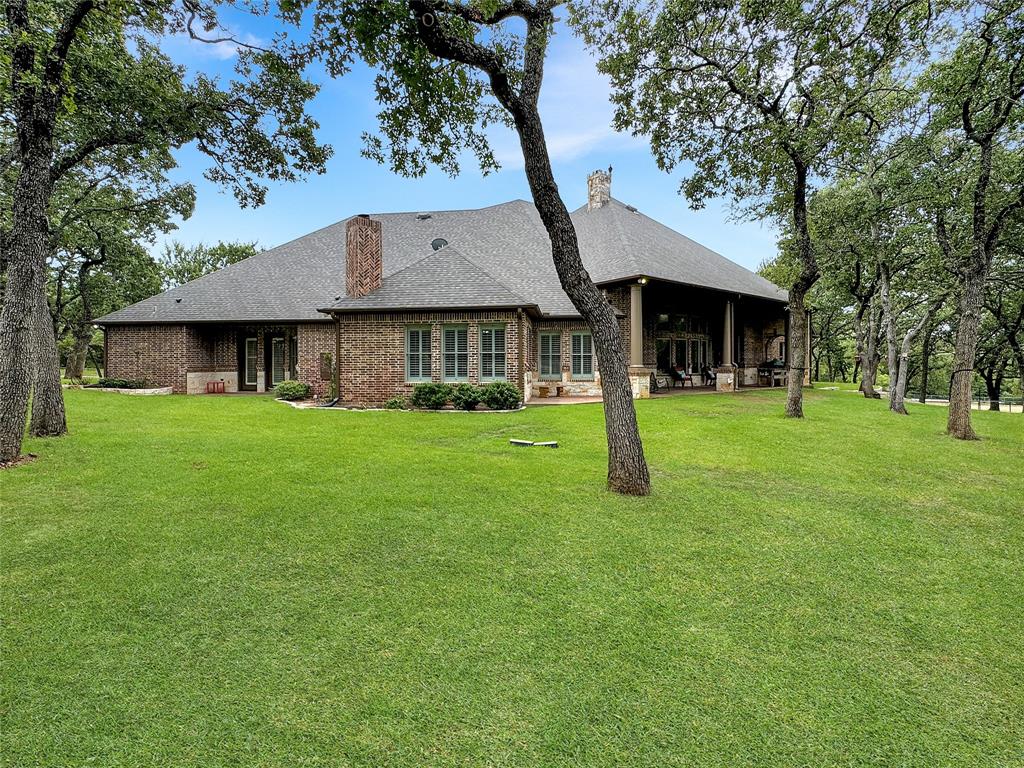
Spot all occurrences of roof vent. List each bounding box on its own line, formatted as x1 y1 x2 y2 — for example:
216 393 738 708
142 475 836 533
626 204 638 213
431 238 448 251
416 212 432 220
175 298 182 303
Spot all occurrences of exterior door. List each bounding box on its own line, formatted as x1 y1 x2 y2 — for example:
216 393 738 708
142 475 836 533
239 335 259 391
266 334 286 389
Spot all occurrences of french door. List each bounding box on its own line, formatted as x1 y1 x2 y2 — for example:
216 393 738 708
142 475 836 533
266 335 286 388
239 336 259 391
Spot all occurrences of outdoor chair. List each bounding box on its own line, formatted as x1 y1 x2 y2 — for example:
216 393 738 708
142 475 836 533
669 368 694 388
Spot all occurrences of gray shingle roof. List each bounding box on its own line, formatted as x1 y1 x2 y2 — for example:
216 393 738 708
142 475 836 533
323 245 537 313
95 197 785 325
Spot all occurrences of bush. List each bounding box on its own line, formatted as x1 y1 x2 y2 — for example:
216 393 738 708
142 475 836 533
383 395 408 410
481 381 521 410
410 382 452 410
274 380 311 401
450 383 483 411
96 377 147 389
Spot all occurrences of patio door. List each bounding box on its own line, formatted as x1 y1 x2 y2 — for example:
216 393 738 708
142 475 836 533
266 334 286 389
239 336 259 391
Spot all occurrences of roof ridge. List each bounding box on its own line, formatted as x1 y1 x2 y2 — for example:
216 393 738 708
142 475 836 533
451 247 535 306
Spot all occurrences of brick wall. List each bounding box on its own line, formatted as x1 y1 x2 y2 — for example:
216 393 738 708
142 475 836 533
105 325 188 391
298 310 529 405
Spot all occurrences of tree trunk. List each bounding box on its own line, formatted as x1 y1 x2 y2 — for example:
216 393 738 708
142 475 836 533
65 330 90 381
0 156 50 463
879 263 898 398
948 267 987 439
919 315 934 404
410 2 650 493
29 288 67 438
853 294 881 399
861 302 882 398
514 113 650 493
890 303 937 415
784 161 819 418
786 289 810 417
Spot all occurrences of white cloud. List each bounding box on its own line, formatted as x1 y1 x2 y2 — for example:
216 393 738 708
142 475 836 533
163 30 267 63
489 29 642 168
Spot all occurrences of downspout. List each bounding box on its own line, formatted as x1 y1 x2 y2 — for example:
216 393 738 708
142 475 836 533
327 313 341 407
517 308 526 399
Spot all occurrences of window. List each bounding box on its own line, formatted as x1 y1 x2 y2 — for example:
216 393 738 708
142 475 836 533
406 327 432 381
539 332 561 379
289 335 298 379
480 325 507 380
571 332 594 379
442 326 468 381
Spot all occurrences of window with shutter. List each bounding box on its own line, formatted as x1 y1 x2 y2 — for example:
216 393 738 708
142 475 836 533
406 327 432 381
571 332 594 379
539 332 561 379
480 325 506 381
442 326 468 381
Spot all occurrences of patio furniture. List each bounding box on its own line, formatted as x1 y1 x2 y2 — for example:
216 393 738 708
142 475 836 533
757 362 788 387
701 366 717 386
669 367 694 388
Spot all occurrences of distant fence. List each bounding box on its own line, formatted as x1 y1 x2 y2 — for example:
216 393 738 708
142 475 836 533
906 394 1024 413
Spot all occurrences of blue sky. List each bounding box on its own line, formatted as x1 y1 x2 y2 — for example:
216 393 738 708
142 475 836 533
159 14 779 272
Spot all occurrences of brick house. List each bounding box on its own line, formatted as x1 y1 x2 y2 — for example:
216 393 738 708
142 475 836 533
96 171 795 405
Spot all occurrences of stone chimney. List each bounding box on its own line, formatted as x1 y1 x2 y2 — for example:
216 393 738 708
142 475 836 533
587 166 612 210
345 214 383 298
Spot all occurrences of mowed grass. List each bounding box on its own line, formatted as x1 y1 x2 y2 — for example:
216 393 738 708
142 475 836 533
2 389 1022 768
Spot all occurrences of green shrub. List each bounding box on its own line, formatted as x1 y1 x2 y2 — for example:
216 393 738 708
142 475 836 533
450 383 484 411
383 395 408 410
481 381 521 410
95 377 148 389
274 380 311 401
410 382 452 410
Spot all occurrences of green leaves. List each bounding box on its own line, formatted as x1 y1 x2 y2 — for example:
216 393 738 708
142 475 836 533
576 0 935 214
159 240 259 288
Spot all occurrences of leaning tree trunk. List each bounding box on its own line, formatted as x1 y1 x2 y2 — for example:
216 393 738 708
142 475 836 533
30 288 67 438
0 155 51 463
411 2 649 494
514 111 650 493
948 266 987 439
890 303 937 415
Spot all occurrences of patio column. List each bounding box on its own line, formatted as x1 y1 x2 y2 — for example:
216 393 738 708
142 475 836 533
629 282 644 367
722 300 734 366
716 300 736 392
627 280 651 398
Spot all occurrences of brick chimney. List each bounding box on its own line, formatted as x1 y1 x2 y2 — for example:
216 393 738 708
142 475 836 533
587 166 612 210
345 214 382 298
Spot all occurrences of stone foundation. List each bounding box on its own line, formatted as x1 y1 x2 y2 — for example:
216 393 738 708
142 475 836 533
715 366 737 392
186 371 239 395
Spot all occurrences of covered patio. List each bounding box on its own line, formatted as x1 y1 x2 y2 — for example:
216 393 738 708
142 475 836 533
619 277 798 393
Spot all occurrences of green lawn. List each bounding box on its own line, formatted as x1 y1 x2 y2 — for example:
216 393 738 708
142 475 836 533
2 389 1022 767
